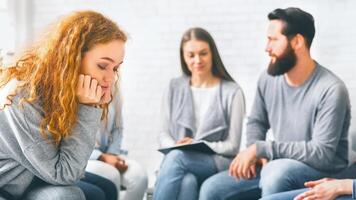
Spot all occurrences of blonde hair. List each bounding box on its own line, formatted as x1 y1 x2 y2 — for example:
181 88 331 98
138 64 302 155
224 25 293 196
0 10 127 145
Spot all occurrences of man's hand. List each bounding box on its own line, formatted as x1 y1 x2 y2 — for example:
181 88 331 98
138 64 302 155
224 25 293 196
99 153 128 173
229 144 260 180
176 137 194 145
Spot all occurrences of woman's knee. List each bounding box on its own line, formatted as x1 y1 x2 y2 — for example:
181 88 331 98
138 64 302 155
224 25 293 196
164 150 187 164
23 185 85 200
160 150 190 172
86 160 121 185
124 160 148 190
181 173 198 189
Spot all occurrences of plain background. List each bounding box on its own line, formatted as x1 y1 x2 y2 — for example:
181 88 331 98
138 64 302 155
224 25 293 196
1 0 355 187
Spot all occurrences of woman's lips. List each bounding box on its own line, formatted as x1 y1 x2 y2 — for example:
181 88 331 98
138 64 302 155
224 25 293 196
101 85 110 91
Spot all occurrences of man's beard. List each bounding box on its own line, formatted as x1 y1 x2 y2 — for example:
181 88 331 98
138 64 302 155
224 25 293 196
267 43 297 76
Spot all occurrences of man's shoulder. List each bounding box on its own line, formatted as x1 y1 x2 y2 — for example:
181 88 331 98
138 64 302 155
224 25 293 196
314 64 347 91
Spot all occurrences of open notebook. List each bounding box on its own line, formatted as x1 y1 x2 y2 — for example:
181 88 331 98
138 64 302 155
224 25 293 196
158 141 215 154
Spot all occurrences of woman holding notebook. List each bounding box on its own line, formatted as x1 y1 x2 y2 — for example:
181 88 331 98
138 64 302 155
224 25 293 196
153 27 246 200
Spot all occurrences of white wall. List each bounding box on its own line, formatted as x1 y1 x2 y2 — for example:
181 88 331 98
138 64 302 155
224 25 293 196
27 0 356 186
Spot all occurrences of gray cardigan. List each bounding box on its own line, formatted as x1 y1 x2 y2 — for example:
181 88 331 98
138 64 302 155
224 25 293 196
0 92 102 199
159 76 245 171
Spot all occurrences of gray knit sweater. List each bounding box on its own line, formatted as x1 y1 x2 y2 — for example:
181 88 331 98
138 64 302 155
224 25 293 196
247 63 351 173
0 92 102 199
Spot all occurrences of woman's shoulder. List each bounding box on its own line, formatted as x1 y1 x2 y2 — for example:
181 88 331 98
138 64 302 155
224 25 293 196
221 79 242 94
169 75 189 86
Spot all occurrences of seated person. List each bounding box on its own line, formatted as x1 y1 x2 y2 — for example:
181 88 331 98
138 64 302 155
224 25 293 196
0 10 127 200
86 84 148 200
153 27 245 200
199 7 351 200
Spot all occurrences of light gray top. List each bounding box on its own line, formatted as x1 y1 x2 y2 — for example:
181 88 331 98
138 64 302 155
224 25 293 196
247 62 351 173
159 76 245 171
90 94 125 160
0 91 102 198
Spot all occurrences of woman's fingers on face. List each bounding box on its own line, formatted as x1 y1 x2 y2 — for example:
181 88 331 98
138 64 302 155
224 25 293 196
83 75 92 92
90 79 98 93
78 74 84 89
76 74 102 105
101 91 111 104
96 85 103 102
89 79 98 100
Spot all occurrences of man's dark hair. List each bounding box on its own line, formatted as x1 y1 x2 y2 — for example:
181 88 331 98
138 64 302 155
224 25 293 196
268 7 315 49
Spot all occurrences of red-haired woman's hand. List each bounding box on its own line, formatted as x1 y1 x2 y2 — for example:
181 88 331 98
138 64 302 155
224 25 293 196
76 74 103 106
98 86 111 105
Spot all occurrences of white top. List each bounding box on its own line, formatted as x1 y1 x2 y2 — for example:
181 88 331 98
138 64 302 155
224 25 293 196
190 84 219 139
159 80 245 157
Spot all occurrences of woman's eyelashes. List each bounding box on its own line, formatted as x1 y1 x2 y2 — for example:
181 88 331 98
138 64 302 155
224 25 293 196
97 63 108 70
97 63 119 72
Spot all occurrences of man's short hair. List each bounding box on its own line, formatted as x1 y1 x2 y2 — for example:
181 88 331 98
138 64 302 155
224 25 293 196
268 7 315 49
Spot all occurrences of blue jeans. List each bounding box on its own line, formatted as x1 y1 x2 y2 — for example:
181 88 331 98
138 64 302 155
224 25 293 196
22 177 86 200
200 159 331 200
78 172 118 200
153 150 218 200
260 188 353 200
3 172 116 200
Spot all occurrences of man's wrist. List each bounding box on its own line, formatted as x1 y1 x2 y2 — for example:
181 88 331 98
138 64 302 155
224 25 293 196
336 179 353 196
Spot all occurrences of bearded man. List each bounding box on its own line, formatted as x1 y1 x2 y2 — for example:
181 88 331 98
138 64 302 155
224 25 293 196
199 7 351 200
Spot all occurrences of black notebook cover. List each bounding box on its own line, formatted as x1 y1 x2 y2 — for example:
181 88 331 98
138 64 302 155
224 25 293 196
158 141 215 154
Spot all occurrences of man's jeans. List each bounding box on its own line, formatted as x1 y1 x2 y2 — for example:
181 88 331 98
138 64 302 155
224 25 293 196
153 149 218 200
199 159 331 200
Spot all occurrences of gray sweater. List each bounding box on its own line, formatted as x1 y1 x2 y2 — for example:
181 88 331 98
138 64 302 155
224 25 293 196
159 76 245 171
247 63 351 173
0 92 102 199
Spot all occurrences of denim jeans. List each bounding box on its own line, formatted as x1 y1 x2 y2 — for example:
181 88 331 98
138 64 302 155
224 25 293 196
21 177 86 200
199 159 331 200
260 188 353 200
78 172 118 200
86 159 148 200
153 150 218 200
1 172 116 200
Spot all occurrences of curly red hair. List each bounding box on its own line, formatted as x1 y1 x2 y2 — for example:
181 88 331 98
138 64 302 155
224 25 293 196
0 10 127 145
